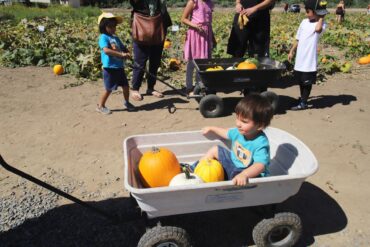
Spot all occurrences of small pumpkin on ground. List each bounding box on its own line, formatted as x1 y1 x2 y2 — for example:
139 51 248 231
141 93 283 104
169 166 204 186
194 158 225 183
358 56 370 65
138 147 181 188
53 64 64 75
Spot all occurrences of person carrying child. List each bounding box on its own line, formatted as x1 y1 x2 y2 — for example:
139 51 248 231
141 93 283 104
288 0 328 111
181 0 215 96
192 94 274 186
96 12 135 115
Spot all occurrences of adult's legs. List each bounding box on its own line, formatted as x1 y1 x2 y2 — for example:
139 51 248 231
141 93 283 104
131 42 149 91
227 14 249 58
250 14 270 57
147 43 164 92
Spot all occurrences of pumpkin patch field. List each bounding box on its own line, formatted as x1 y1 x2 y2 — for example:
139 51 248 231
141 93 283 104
1 6 370 247
0 9 369 84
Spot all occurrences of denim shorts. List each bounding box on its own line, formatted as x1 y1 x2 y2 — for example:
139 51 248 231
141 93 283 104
103 68 128 91
217 146 245 180
190 145 245 180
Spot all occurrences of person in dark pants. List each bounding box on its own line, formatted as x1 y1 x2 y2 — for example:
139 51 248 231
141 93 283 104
227 0 275 58
129 0 172 101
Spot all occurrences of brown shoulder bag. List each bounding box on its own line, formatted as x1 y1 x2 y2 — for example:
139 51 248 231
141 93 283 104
132 12 165 45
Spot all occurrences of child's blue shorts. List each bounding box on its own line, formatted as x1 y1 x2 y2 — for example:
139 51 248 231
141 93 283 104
103 68 128 91
191 145 244 180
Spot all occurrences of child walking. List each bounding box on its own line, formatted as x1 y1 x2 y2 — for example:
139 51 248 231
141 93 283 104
192 94 274 186
96 12 135 115
288 0 328 110
181 0 215 96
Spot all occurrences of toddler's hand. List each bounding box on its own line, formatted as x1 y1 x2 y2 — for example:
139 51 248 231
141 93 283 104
232 173 249 186
121 52 131 59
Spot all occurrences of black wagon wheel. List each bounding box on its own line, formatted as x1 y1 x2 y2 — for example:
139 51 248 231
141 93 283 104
252 212 302 247
199 94 224 118
137 226 191 247
260 91 279 114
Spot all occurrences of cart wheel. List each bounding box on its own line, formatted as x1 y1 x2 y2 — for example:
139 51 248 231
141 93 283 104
137 226 191 247
252 212 302 247
260 91 279 113
193 84 203 103
199 94 224 118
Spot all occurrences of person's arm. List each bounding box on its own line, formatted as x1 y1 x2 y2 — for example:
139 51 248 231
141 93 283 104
242 0 275 16
232 163 265 186
315 17 324 33
181 0 204 33
202 126 229 139
288 40 298 62
103 47 131 59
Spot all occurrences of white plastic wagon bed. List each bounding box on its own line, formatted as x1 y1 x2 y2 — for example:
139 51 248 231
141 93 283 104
123 127 318 218
124 127 318 246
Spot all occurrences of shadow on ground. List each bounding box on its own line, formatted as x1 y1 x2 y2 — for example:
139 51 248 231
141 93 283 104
221 93 357 117
0 182 347 247
111 97 190 114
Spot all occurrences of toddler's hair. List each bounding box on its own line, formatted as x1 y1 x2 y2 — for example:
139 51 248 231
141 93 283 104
235 94 274 128
99 18 117 34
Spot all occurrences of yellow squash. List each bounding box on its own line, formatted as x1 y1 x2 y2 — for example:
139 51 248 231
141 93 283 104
194 158 224 183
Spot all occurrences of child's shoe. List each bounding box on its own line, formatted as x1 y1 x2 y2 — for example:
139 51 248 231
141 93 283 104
96 105 111 115
124 101 136 112
291 101 308 111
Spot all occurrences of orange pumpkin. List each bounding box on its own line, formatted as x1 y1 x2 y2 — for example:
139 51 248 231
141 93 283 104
237 61 257 70
138 147 181 188
194 158 224 183
358 56 370 65
53 64 64 75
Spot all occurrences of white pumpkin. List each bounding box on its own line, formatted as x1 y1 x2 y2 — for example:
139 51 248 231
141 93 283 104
169 167 204 186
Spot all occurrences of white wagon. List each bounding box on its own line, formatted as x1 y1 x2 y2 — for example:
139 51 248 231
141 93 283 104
123 127 318 247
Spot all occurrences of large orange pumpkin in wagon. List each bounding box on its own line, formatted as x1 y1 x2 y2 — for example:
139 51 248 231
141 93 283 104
237 61 257 70
138 147 181 188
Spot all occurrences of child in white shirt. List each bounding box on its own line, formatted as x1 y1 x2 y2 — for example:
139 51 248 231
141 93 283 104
288 0 328 110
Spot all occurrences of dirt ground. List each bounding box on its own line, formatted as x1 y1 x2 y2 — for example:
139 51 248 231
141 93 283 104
0 64 369 246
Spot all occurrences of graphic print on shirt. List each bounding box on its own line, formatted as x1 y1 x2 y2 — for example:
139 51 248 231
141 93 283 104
109 38 120 51
233 141 252 167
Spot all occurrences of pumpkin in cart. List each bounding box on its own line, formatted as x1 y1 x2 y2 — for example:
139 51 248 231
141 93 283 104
169 166 204 186
194 158 224 183
138 147 181 188
237 61 257 70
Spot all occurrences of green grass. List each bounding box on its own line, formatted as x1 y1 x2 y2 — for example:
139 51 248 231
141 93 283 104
0 4 101 23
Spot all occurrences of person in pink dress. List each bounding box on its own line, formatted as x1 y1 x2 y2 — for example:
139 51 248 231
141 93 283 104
181 0 215 96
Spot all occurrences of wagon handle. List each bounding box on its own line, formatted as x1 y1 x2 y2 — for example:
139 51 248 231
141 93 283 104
128 61 189 98
0 155 119 223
